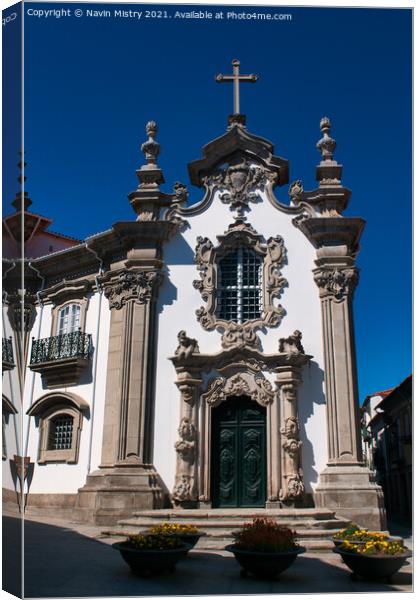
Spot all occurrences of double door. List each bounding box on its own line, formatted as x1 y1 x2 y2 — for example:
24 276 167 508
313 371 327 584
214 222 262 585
211 395 266 508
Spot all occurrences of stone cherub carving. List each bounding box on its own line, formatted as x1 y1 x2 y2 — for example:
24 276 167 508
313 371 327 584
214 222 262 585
174 417 196 464
175 330 200 358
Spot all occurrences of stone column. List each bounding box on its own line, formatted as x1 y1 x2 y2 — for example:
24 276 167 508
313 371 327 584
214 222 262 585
276 367 305 506
314 265 362 465
313 262 385 528
75 268 168 524
172 372 202 508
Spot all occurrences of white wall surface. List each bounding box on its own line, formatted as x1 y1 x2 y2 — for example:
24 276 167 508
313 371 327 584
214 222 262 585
154 187 328 495
23 290 110 494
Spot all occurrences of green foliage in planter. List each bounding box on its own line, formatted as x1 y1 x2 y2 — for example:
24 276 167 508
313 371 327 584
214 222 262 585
233 517 299 553
126 533 184 550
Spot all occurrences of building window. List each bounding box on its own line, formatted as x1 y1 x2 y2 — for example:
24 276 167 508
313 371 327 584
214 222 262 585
57 303 81 335
217 248 262 323
26 392 88 464
48 414 74 450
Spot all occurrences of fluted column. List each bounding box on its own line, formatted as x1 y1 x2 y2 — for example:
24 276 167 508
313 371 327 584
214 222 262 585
100 269 161 466
313 263 362 466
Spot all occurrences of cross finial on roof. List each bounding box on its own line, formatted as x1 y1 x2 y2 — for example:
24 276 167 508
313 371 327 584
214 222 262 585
215 59 258 115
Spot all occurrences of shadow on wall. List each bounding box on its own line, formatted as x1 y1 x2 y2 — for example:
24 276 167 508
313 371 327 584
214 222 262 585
298 361 325 494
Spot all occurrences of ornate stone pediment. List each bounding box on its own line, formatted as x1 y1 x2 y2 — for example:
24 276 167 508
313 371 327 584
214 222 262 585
202 372 275 408
193 221 287 349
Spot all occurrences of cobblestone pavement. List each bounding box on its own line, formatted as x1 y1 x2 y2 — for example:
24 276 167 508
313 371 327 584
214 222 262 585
2 512 413 598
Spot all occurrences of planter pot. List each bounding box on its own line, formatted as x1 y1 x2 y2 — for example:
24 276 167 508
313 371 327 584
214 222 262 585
176 532 206 548
333 547 412 582
113 541 191 576
225 544 306 579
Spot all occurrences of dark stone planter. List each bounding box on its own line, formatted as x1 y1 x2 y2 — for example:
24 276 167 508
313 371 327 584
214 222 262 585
333 547 412 581
225 544 306 579
113 541 191 576
176 532 205 548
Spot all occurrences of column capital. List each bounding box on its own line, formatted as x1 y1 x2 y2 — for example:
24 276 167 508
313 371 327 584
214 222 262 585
313 265 359 301
102 268 162 310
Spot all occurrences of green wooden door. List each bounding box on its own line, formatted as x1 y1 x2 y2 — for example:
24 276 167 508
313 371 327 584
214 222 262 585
211 395 266 508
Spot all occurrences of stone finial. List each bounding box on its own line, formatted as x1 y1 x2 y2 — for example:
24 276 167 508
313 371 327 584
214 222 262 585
288 179 304 202
316 117 337 161
133 120 165 192
141 121 160 166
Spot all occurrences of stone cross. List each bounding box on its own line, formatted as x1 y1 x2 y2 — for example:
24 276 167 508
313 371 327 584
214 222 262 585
215 59 258 114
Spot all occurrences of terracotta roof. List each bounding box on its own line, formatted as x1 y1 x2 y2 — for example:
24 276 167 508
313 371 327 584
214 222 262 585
362 387 394 408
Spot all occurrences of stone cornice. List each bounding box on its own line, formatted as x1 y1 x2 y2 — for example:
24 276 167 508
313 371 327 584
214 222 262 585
22 220 180 287
170 344 312 374
295 216 365 257
39 279 92 306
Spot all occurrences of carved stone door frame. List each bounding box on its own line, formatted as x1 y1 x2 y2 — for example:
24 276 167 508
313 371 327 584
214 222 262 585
199 370 275 508
170 330 311 509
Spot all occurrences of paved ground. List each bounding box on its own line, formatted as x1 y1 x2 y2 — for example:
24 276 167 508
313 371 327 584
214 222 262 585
2 512 413 598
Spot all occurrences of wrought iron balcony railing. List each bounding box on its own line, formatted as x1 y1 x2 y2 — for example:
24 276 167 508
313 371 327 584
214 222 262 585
2 337 14 367
30 330 92 365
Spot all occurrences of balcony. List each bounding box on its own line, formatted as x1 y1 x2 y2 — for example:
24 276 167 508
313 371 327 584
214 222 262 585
30 330 92 388
2 337 15 372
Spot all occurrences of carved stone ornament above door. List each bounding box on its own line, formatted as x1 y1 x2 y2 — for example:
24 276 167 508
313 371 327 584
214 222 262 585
193 220 288 349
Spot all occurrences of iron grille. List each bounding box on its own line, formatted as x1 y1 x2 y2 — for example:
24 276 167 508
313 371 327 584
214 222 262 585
217 248 262 323
2 337 14 366
48 415 74 450
30 330 92 365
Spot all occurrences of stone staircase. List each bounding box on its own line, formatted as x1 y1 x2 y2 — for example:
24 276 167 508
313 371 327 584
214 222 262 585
103 508 351 552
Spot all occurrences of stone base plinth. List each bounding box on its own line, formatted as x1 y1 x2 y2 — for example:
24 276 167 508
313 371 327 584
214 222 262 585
74 464 171 525
314 465 386 530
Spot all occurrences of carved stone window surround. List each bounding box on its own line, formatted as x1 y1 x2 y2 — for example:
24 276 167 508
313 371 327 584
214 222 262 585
193 221 288 347
27 392 89 465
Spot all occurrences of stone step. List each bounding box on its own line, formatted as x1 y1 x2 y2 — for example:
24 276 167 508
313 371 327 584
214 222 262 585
115 517 349 530
103 508 353 552
103 526 339 552
130 508 339 520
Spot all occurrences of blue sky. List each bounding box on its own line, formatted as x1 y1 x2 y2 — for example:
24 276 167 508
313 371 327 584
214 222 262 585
2 3 412 401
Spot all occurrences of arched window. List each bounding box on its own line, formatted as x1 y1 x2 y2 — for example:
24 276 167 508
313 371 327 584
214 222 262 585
57 303 81 335
217 248 262 323
27 392 89 464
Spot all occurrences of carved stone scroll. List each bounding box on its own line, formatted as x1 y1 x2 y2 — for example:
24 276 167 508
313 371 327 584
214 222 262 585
202 372 275 408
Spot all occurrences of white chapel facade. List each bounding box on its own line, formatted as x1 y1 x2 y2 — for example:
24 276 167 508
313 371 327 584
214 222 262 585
2 61 385 529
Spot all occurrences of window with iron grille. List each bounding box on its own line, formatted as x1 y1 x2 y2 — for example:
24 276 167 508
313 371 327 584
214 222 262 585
48 414 74 451
217 248 262 323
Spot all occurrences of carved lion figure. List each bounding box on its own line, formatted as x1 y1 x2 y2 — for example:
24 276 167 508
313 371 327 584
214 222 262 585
175 330 200 358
